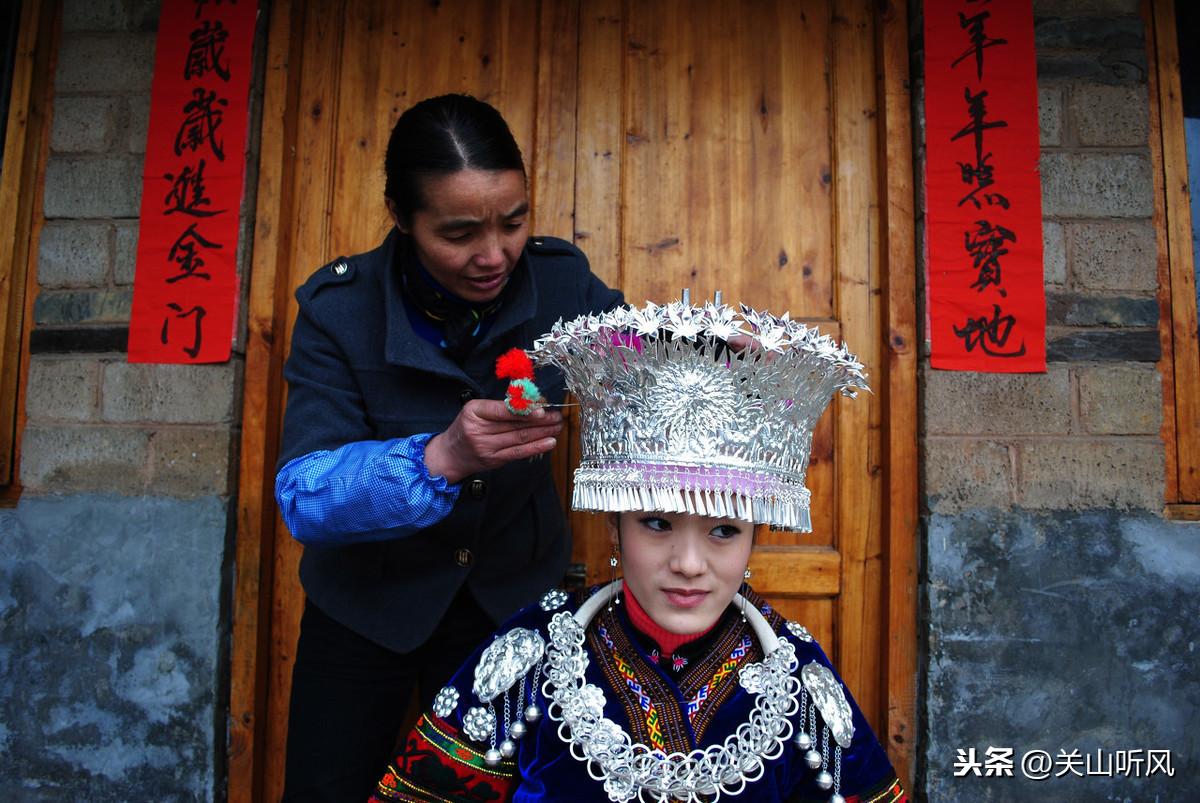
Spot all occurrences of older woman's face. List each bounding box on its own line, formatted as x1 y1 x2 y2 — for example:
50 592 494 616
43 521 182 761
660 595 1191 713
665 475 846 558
609 510 753 635
393 168 529 303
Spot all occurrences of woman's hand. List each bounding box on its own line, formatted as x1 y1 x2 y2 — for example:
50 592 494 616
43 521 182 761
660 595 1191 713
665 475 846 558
423 399 564 485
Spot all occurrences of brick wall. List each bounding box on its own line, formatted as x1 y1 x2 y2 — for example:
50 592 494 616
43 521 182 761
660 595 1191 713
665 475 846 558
0 1 255 798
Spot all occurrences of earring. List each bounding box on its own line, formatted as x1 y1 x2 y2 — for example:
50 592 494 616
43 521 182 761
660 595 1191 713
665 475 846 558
608 547 620 610
744 567 752 580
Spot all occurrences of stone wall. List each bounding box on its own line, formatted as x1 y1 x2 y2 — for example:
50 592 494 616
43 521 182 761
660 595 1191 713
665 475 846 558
0 1 254 799
917 1 1199 800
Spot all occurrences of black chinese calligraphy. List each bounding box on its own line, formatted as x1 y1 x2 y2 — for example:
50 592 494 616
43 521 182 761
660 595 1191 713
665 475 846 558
952 88 1010 210
167 222 222 283
952 304 1026 358
952 9 1007 81
161 303 207 358
964 219 1016 294
185 20 230 81
163 159 225 217
174 87 228 161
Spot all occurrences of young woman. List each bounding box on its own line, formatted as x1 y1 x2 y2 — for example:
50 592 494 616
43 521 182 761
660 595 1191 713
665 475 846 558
369 299 906 802
274 94 622 800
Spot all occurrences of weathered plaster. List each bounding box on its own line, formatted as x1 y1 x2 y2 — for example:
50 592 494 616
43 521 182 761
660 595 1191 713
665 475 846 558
0 495 228 801
924 509 1199 801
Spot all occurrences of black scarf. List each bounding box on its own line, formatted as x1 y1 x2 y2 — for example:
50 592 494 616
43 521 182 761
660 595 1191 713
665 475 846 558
396 235 513 361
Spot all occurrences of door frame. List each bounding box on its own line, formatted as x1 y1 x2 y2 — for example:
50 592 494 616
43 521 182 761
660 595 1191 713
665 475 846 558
225 1 919 798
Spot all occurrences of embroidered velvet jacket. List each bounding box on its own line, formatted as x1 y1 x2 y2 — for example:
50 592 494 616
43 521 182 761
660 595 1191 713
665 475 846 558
371 587 905 803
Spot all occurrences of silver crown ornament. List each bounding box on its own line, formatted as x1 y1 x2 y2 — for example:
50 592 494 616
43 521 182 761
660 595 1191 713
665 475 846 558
529 293 868 531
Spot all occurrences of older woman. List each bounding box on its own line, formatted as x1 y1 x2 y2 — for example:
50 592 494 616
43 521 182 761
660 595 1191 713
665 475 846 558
275 94 622 800
370 298 905 802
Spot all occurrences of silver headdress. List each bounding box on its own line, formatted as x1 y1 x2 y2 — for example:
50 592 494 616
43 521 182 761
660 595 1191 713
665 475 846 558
529 294 868 531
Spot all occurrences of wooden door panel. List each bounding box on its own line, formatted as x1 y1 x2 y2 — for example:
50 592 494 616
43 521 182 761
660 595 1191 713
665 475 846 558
248 1 896 798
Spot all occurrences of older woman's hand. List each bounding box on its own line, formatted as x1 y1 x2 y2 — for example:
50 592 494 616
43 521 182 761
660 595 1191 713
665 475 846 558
423 399 564 485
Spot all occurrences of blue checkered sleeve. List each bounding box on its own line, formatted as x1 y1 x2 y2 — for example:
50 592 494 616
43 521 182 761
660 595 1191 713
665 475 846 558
275 432 460 546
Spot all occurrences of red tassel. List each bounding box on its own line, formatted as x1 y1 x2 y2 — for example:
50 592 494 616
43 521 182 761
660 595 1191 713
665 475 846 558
495 348 534 380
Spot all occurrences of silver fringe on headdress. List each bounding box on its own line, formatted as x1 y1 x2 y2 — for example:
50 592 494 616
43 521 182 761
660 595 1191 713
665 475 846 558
528 295 868 531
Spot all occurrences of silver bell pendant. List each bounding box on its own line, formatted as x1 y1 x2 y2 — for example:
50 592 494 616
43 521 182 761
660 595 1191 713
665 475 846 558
830 794 847 803
804 749 822 770
793 731 812 751
524 704 542 723
509 720 527 740
499 738 517 759
484 747 503 766
815 770 834 791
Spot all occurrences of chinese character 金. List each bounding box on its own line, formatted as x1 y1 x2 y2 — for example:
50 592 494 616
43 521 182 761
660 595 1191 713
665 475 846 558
161 302 207 359
173 87 229 161
163 159 224 218
953 304 1026 358
964 219 1016 294
167 222 222 283
952 10 1008 81
185 20 231 82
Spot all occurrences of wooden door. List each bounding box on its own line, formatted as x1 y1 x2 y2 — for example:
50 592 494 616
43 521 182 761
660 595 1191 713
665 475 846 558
229 1 918 800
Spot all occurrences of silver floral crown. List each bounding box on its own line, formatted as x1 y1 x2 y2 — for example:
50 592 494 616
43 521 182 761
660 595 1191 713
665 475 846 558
529 293 868 531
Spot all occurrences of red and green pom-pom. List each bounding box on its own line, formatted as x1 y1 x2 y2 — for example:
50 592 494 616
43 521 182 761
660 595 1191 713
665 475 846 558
505 378 545 415
495 347 535 380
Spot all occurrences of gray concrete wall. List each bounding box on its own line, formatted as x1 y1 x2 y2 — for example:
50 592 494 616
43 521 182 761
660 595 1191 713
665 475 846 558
917 1 1199 800
0 1 254 799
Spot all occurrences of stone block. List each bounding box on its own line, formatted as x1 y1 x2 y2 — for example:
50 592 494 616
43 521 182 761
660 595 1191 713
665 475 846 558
1071 84 1149 147
44 156 142 219
1039 86 1062 147
1045 292 1157 327
1078 364 1162 434
129 0 160 31
34 289 133 326
20 426 150 493
1034 16 1143 50
114 222 139 285
924 438 1013 513
1041 153 1153 218
1069 221 1157 292
101 363 235 424
37 222 111 288
25 358 99 421
50 96 120 153
923 366 1072 436
1043 220 1066 285
1037 52 1147 86
1015 439 1164 509
1046 328 1159 362
126 94 150 153
55 34 155 93
151 428 233 496
62 0 127 32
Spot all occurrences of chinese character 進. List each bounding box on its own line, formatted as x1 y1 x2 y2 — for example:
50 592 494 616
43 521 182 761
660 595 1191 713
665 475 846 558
160 302 207 358
184 20 231 82
964 219 1017 293
953 303 1027 358
166 222 222 283
173 87 229 161
163 159 224 217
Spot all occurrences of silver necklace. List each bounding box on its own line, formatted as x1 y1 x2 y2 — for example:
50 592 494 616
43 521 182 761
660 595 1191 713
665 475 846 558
541 580 802 803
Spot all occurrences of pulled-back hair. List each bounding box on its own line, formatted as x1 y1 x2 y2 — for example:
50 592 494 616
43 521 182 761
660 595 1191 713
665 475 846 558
384 94 526 224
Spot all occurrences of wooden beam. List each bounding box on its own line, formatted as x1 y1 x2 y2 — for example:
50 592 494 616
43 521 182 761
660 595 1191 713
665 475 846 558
877 0 919 790
227 0 304 799
0 0 57 488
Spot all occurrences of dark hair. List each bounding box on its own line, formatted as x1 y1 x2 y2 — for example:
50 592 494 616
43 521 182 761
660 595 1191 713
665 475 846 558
384 94 526 223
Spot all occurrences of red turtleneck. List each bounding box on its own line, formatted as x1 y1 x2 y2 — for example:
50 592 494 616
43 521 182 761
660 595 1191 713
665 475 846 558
622 581 717 656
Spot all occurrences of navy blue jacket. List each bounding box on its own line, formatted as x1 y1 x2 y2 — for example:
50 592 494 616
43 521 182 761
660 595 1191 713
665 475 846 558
278 229 622 651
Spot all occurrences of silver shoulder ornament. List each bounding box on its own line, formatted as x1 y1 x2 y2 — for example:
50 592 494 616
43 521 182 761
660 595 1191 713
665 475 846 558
460 627 548 766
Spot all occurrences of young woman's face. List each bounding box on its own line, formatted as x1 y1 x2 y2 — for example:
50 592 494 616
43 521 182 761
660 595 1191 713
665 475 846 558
609 510 753 635
392 168 530 304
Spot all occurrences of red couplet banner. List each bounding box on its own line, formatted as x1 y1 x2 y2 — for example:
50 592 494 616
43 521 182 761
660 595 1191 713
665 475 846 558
128 0 258 363
924 0 1046 372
